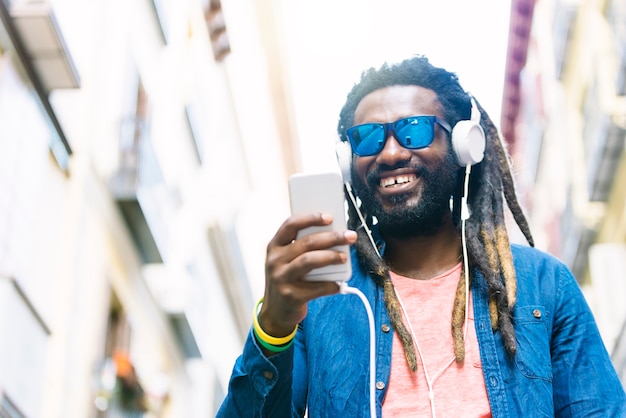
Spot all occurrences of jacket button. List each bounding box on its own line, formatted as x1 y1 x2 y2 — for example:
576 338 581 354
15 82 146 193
376 381 385 390
533 309 542 318
381 324 391 333
263 371 274 380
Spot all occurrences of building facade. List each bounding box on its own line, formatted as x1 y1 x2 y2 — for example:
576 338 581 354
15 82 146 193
502 0 626 384
0 0 297 416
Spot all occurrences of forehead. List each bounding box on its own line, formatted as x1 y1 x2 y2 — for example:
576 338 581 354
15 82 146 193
353 85 442 125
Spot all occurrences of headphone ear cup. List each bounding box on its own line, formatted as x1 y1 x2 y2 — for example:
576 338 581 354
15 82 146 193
335 141 352 183
450 98 486 166
451 121 485 166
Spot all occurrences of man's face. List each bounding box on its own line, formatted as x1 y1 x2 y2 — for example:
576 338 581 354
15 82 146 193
350 85 459 238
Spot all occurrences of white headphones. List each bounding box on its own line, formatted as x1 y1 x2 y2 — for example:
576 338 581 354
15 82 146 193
336 96 486 181
451 97 486 167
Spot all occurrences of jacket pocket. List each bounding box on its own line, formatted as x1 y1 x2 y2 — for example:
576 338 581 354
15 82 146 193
513 305 553 382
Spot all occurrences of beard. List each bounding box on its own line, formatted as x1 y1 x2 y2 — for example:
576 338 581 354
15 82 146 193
351 151 459 239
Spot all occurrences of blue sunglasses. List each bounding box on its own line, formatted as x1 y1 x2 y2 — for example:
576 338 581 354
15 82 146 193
345 115 452 156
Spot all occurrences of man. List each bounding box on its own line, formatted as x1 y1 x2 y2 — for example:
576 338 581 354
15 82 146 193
218 56 626 416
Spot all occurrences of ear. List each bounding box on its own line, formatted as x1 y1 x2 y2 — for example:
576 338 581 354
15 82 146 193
450 97 485 166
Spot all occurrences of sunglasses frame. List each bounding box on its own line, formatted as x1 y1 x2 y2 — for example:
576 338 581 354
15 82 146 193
345 115 452 157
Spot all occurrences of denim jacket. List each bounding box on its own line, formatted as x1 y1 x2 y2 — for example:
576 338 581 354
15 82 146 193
217 244 626 417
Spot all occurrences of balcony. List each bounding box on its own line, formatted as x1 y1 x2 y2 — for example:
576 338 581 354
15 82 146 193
582 70 626 202
0 0 75 170
207 221 253 338
0 388 27 418
143 265 202 359
9 0 80 91
606 0 626 60
559 192 598 282
109 118 178 264
587 119 625 202
552 1 577 81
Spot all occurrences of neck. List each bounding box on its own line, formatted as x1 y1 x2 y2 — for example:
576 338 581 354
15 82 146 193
382 216 462 280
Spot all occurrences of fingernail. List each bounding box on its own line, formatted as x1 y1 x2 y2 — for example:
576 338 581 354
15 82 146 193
345 230 357 240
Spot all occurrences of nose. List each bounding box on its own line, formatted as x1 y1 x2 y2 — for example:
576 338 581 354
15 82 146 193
375 130 411 166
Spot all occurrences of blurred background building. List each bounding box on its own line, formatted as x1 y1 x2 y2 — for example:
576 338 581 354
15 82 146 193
502 0 626 383
0 0 623 417
0 0 296 416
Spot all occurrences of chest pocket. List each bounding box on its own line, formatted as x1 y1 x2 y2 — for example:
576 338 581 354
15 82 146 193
513 305 553 381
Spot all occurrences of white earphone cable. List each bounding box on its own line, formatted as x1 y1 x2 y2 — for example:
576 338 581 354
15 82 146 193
338 182 379 417
345 182 381 258
338 282 377 418
391 164 473 418
336 164 472 418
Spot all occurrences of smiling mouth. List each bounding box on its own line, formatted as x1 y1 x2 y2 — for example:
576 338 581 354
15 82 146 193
380 174 417 188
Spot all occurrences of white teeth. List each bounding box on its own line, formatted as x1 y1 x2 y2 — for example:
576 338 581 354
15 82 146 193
380 174 416 188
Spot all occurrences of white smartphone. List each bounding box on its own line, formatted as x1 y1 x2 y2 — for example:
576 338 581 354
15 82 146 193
288 171 352 282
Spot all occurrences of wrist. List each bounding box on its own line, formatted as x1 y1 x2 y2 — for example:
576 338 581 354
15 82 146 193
253 298 298 353
257 310 297 339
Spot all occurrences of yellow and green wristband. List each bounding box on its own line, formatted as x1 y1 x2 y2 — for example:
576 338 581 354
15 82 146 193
252 298 297 353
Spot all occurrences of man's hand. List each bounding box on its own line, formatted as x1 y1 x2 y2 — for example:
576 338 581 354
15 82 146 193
259 212 357 341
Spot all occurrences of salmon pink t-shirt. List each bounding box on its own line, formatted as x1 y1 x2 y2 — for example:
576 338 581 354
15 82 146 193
382 263 491 417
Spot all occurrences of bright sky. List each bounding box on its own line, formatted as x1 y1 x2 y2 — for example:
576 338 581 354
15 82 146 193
280 0 512 172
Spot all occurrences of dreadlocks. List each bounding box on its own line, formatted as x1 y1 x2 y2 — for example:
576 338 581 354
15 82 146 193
337 56 534 372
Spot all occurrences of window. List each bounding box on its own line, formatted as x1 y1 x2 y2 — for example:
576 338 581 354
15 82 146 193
553 2 577 80
149 0 169 44
184 104 204 165
94 294 148 417
0 390 27 418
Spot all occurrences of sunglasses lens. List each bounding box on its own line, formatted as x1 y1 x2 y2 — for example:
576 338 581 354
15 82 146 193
394 116 434 149
347 124 385 156
346 116 439 156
